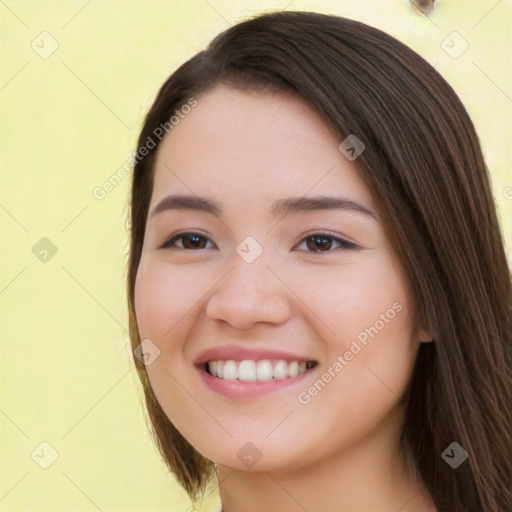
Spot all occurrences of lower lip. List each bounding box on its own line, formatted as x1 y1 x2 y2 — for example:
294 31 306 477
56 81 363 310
195 364 315 398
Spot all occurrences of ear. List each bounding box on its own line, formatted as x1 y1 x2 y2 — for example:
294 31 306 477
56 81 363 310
418 327 434 343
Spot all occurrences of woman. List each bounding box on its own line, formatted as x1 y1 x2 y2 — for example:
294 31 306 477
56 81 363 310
127 11 511 511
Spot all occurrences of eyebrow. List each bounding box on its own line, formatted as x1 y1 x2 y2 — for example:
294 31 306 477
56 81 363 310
149 194 377 220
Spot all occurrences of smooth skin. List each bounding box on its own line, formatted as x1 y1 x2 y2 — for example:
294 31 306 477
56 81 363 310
134 86 435 511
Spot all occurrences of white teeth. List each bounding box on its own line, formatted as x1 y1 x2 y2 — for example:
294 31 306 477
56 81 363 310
206 359 312 381
239 360 256 381
223 360 237 380
273 360 288 380
217 360 224 379
288 361 299 378
256 360 274 381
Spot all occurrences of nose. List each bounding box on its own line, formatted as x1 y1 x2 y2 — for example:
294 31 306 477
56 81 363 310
205 253 291 329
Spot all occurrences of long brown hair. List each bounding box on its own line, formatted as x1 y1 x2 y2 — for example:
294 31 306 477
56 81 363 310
127 11 511 511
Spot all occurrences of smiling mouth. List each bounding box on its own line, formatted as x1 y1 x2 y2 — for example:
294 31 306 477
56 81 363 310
201 359 318 382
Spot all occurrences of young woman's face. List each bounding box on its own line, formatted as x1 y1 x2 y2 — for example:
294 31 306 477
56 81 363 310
134 86 422 472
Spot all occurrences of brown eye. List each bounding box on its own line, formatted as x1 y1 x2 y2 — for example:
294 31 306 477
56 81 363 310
299 233 358 252
161 232 214 250
306 234 333 251
160 231 358 252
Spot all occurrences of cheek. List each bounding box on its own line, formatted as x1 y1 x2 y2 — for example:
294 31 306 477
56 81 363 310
133 258 206 434
134 258 204 339
289 253 411 344
131 250 418 466
294 254 416 411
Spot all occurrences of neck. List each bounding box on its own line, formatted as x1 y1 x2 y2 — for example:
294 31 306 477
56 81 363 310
215 408 435 511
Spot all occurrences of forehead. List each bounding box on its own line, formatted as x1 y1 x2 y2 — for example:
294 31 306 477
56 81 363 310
150 86 373 211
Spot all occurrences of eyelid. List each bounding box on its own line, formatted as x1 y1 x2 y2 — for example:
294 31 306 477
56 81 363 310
299 231 359 250
159 230 215 250
159 230 360 251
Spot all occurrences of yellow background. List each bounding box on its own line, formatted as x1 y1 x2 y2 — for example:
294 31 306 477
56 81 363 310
1 1 510 511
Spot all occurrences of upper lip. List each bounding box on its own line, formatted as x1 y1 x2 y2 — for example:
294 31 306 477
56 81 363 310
193 345 317 365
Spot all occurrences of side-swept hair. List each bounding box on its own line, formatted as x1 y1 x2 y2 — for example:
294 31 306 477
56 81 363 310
127 11 511 511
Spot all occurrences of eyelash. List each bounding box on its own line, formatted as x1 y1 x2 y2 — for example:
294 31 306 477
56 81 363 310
159 231 359 252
